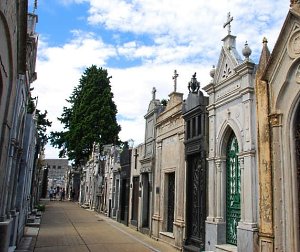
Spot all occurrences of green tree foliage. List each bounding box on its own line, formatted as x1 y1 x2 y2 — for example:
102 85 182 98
36 109 52 147
27 96 52 148
50 65 121 164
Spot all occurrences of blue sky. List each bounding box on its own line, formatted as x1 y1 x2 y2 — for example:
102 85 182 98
30 0 290 158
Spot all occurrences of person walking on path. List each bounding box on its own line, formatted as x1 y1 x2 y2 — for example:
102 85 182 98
59 188 65 201
49 187 54 201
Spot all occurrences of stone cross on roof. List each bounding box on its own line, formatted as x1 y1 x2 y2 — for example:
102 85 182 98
172 70 179 92
223 12 233 35
33 0 38 12
152 87 156 100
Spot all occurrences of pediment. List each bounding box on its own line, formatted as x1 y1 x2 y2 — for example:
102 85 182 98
214 46 241 84
263 8 300 80
147 99 160 113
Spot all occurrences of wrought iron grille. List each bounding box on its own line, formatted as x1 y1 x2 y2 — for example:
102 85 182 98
186 154 206 249
226 133 240 245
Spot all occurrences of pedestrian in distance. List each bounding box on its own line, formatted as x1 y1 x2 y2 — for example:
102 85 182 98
49 187 54 201
60 188 65 201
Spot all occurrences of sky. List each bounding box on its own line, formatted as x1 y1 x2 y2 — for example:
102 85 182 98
29 0 290 159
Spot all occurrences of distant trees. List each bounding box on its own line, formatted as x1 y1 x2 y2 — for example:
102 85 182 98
50 65 121 165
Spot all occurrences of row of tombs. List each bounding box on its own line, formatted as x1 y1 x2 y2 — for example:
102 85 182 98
73 4 300 252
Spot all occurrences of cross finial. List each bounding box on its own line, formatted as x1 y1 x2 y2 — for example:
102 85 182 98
33 0 38 12
172 70 179 92
152 87 156 100
223 12 233 35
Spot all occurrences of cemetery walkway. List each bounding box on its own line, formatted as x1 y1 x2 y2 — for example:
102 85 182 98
16 200 179 252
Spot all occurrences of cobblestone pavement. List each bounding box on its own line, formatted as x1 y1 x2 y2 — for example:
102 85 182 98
21 200 180 252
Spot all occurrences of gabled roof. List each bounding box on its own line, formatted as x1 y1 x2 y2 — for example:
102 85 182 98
262 5 300 81
214 35 243 84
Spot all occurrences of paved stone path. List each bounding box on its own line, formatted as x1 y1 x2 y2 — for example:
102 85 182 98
27 200 179 252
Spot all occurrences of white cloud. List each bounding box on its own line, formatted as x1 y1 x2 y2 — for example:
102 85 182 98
34 0 291 158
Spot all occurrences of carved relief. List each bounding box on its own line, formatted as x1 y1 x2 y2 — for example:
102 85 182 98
269 113 282 127
288 29 300 58
222 63 232 79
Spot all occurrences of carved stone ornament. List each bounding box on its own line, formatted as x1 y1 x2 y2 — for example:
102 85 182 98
288 29 300 58
188 72 200 93
269 113 282 127
296 64 300 84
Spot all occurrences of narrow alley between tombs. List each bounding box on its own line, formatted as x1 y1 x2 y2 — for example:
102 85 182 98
16 200 178 252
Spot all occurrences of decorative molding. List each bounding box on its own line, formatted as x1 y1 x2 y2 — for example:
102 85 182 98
140 165 152 173
222 62 233 79
288 28 300 59
186 144 201 154
215 80 241 101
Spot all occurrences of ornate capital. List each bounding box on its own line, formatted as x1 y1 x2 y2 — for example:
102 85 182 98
238 157 244 169
269 113 282 127
215 160 223 172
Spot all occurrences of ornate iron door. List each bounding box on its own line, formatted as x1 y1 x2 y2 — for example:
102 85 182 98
226 133 240 245
167 172 175 232
186 154 206 250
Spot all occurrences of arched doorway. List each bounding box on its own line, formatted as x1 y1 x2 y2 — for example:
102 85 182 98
226 132 241 245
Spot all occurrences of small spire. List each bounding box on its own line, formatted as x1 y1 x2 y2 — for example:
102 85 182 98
263 37 268 44
257 37 270 75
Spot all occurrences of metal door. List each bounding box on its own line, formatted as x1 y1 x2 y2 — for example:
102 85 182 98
167 172 175 232
226 133 240 245
131 176 139 224
186 154 206 250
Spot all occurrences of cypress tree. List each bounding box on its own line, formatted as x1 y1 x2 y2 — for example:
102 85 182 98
50 65 121 164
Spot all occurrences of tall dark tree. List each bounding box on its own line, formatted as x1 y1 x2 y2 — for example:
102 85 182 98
50 65 121 164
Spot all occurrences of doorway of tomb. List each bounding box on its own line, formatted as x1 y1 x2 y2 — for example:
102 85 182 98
120 178 129 225
226 132 241 245
141 173 150 228
185 154 206 250
131 176 139 226
166 172 175 232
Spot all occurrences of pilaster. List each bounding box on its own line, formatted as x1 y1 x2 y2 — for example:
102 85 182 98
269 113 284 252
